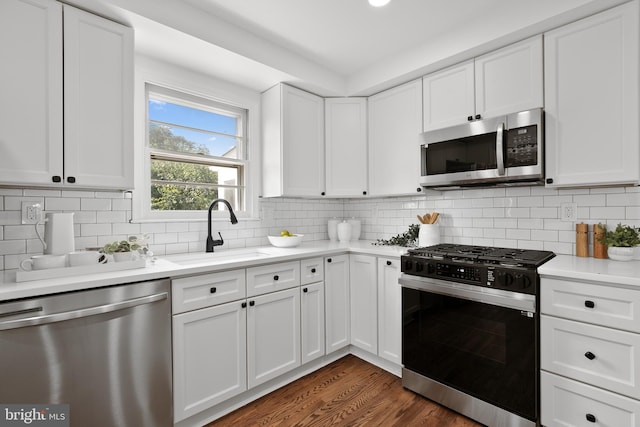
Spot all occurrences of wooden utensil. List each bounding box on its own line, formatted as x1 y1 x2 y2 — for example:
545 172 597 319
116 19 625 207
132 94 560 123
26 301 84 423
430 212 439 224
417 215 425 224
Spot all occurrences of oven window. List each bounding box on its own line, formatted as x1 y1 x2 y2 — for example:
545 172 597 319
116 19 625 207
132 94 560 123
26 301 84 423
424 133 497 175
402 287 537 420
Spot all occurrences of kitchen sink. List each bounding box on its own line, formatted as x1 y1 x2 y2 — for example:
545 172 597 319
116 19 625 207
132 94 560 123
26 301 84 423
165 248 273 266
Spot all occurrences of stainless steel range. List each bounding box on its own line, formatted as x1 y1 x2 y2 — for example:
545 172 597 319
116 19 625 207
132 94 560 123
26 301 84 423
399 244 555 427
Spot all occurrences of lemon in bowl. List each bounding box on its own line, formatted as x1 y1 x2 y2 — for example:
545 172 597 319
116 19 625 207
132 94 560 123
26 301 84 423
268 231 303 247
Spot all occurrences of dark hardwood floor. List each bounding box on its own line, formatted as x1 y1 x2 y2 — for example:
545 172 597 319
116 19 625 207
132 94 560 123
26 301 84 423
205 355 484 426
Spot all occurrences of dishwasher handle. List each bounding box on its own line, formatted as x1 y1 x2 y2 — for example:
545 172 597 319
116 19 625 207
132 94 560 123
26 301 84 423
0 292 168 331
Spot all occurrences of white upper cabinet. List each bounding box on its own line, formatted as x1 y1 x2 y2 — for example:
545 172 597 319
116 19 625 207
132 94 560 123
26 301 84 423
0 0 133 189
63 5 134 189
262 84 325 197
544 1 639 188
423 36 543 132
0 0 63 186
423 60 475 131
368 79 423 196
325 98 368 197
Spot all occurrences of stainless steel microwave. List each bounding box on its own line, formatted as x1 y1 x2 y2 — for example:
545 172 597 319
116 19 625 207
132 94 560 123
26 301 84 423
419 108 544 189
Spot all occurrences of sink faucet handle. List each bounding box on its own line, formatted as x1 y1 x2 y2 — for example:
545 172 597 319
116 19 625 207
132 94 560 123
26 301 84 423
216 232 224 245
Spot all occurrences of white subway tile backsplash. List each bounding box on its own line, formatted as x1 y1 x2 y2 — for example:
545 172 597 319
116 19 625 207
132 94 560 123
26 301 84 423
2 185 640 269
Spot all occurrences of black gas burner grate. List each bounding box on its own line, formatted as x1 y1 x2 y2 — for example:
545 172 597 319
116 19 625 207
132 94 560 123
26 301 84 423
407 243 555 267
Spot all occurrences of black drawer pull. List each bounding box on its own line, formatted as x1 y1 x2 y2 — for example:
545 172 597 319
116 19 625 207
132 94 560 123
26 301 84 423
311 268 316 273
585 300 595 308
386 260 392 266
327 258 332 263
241 302 247 308
586 413 596 423
303 288 308 293
273 275 279 281
210 287 217 294
249 300 255 306
585 351 596 360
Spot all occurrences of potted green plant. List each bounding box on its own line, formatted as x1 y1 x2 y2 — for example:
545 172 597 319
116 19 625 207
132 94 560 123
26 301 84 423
596 223 640 261
102 235 148 262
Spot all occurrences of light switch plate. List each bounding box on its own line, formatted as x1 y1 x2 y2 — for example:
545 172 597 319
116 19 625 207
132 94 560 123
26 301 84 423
21 201 43 224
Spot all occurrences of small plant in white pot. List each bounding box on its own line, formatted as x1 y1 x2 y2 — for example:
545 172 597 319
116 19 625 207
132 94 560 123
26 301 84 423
102 235 149 262
597 223 640 261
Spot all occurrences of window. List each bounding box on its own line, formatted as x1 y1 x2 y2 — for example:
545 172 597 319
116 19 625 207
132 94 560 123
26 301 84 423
145 84 248 218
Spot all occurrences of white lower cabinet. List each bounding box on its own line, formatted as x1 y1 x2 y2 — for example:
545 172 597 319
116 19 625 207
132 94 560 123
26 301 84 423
173 300 247 422
349 254 378 353
377 258 401 365
301 281 325 364
247 287 301 388
541 276 640 426
325 254 350 353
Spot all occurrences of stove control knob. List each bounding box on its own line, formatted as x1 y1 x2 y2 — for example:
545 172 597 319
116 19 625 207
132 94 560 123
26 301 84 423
403 260 413 272
496 271 513 287
514 274 532 289
415 262 424 273
426 262 436 274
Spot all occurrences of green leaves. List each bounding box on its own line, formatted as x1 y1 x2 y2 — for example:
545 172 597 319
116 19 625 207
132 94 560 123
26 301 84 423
373 224 421 247
597 223 640 247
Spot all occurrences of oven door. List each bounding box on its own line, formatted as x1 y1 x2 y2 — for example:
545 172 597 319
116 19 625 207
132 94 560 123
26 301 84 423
400 275 538 421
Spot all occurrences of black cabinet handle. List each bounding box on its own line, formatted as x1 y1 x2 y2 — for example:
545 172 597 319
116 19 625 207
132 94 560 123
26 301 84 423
249 300 255 306
210 287 217 294
585 351 596 360
467 115 473 121
67 176 76 183
586 413 596 423
416 187 422 192
321 192 325 196
362 191 367 195
273 275 279 281
546 178 554 184
52 176 62 183
311 268 316 273
475 114 481 120
241 302 247 308
585 300 595 308
327 258 332 263
386 260 392 266
303 288 308 293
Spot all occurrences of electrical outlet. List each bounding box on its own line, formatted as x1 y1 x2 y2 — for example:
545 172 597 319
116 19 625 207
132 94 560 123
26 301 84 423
21 202 43 224
560 202 578 222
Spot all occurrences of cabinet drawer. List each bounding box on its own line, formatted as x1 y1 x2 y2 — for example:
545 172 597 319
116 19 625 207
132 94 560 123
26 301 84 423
541 315 640 399
541 371 640 427
300 257 324 285
541 277 640 333
247 261 300 297
172 270 246 314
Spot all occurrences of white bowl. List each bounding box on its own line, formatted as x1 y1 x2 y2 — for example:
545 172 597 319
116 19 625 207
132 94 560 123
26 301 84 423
268 234 304 248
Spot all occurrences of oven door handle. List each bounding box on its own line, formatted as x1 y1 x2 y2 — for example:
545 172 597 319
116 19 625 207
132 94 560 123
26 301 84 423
399 275 536 313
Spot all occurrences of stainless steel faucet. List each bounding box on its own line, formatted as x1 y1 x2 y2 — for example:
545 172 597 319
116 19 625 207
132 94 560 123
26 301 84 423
206 198 238 252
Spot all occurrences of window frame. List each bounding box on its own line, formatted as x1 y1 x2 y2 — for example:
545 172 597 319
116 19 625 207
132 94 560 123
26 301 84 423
132 58 259 223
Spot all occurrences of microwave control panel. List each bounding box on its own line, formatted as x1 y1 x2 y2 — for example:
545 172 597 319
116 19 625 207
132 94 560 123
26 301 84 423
505 125 537 167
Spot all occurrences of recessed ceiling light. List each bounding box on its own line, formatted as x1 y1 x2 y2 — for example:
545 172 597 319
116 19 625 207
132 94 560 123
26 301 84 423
368 0 391 7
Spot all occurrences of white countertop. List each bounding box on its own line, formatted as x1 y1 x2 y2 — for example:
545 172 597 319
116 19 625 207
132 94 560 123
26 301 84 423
539 254 640 288
0 240 407 301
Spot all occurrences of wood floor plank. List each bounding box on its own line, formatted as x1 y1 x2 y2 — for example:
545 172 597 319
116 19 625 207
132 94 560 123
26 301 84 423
206 355 484 426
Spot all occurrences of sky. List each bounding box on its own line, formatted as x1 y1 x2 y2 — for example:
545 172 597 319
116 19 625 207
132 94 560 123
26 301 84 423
148 98 238 157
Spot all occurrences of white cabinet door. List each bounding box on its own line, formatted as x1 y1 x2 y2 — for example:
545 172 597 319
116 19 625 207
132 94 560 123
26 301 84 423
262 84 325 197
247 287 301 388
423 60 475 131
173 300 247 422
544 1 639 187
63 5 133 189
475 35 543 119
301 281 325 364
368 79 423 196
349 254 377 353
0 0 63 186
325 254 350 353
377 258 401 365
325 98 368 197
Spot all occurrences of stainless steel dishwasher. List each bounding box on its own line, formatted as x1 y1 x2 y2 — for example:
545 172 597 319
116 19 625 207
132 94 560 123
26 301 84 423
0 279 172 427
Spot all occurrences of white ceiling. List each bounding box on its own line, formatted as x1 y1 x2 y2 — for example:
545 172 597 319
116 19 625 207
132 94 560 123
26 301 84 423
72 0 626 96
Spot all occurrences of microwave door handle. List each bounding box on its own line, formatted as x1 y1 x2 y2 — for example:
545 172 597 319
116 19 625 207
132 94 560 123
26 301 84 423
496 122 505 176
